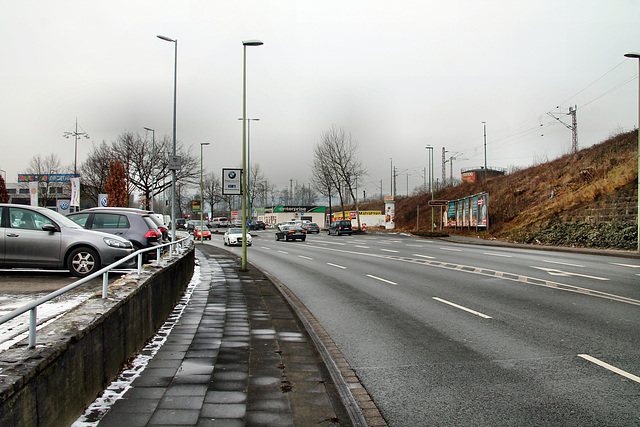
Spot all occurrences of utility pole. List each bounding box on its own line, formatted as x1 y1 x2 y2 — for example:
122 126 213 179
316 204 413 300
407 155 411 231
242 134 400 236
548 105 578 154
441 147 446 186
482 121 487 175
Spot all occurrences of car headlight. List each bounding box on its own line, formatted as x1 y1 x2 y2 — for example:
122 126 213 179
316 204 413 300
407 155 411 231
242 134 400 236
104 237 133 249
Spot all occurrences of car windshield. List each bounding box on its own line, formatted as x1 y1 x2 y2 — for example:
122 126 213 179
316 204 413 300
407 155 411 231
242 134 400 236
46 209 84 228
195 226 208 231
228 228 243 234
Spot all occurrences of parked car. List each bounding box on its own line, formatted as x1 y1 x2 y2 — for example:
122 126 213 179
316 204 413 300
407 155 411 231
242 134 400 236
67 209 162 261
193 225 211 241
0 204 134 277
327 220 353 236
78 207 170 244
211 217 229 228
302 222 320 234
223 228 252 246
275 225 307 242
250 220 266 230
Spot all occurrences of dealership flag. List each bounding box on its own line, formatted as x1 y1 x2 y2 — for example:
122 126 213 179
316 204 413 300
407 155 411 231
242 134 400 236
70 177 80 207
29 182 38 206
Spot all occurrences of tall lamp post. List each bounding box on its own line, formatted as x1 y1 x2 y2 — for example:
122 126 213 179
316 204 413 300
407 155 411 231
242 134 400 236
624 52 640 253
143 127 155 212
241 40 263 271
157 34 178 245
238 117 260 223
63 118 89 177
426 146 434 231
200 142 210 244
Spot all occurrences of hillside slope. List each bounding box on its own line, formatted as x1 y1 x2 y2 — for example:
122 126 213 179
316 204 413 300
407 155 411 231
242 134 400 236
359 130 639 250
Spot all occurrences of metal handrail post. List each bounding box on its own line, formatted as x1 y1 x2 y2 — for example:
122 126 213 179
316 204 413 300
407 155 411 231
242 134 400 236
156 248 162 265
29 308 37 348
137 254 143 275
102 271 109 298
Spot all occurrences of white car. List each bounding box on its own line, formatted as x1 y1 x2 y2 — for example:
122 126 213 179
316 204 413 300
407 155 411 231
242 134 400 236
223 228 252 246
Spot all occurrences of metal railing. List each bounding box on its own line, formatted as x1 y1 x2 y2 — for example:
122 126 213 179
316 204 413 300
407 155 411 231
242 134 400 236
0 234 192 349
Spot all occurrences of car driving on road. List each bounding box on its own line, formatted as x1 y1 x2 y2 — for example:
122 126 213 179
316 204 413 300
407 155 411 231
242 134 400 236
327 220 353 236
275 225 307 242
193 225 211 241
223 228 252 246
0 204 134 277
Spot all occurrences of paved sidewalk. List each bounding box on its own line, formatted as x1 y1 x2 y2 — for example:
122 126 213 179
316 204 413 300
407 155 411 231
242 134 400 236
96 245 349 426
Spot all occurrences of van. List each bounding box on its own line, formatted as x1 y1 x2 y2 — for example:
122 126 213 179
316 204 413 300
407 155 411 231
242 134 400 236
211 217 229 228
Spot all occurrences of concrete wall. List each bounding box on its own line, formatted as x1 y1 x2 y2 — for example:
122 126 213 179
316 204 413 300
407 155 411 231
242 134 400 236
0 246 195 426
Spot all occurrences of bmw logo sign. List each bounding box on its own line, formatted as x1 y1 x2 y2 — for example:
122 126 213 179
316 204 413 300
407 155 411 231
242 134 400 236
60 201 69 210
228 171 237 179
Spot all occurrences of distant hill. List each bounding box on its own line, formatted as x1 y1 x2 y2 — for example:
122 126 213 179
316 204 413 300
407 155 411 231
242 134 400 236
355 130 638 250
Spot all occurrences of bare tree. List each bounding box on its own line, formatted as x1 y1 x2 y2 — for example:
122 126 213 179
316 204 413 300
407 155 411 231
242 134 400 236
203 171 223 215
81 131 199 211
0 175 9 203
312 125 366 228
25 153 63 207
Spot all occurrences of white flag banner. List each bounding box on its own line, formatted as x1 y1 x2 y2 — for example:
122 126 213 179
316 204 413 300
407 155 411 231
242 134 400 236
29 181 38 206
70 177 80 207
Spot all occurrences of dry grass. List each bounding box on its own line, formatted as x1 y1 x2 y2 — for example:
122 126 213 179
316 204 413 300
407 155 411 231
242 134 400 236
357 130 638 246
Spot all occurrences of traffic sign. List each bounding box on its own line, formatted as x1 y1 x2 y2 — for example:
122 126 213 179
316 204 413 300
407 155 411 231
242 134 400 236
428 200 449 207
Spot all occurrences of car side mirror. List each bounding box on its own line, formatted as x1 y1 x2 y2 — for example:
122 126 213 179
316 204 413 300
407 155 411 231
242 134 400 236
42 224 57 232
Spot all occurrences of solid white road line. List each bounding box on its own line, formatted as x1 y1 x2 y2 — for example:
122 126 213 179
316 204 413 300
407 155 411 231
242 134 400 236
440 248 462 252
432 297 492 319
578 354 640 383
380 249 399 253
278 250 289 254
366 274 398 285
327 263 347 269
354 245 370 249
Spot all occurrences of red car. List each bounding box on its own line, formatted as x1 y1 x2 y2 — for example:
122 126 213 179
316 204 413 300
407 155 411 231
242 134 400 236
193 226 211 240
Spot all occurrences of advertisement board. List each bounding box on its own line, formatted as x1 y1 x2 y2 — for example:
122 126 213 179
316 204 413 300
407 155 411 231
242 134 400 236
222 168 242 195
445 192 489 230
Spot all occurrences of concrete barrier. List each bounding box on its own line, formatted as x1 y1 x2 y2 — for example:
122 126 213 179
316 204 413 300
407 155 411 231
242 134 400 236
0 246 195 426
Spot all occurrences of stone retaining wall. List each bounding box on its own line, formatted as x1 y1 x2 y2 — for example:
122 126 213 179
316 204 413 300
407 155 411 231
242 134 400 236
0 246 195 426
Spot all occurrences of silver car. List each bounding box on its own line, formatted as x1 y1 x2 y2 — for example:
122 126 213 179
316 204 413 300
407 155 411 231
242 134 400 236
0 204 135 277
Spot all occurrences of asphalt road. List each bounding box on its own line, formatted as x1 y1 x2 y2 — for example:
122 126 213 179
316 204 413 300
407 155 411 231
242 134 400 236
207 229 640 426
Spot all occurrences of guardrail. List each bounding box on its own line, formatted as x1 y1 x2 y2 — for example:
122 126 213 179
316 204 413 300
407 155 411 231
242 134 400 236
0 234 193 349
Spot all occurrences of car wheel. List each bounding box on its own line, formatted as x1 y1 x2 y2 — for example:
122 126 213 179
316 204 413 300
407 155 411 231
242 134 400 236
301 237 306 241
276 234 280 241
67 247 99 278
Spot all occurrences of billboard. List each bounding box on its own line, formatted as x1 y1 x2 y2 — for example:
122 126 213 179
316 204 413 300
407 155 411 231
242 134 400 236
445 192 489 230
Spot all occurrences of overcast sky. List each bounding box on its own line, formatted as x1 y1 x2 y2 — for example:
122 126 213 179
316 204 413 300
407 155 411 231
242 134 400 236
2 1 639 198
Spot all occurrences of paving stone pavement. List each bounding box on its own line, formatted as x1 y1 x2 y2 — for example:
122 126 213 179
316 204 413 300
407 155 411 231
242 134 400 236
96 244 350 426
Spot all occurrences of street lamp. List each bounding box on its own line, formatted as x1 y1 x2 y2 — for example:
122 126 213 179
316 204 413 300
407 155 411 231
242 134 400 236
63 118 89 177
200 142 210 244
426 146 434 232
238 117 259 223
143 127 155 212
157 34 178 245
241 39 263 271
624 52 640 253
